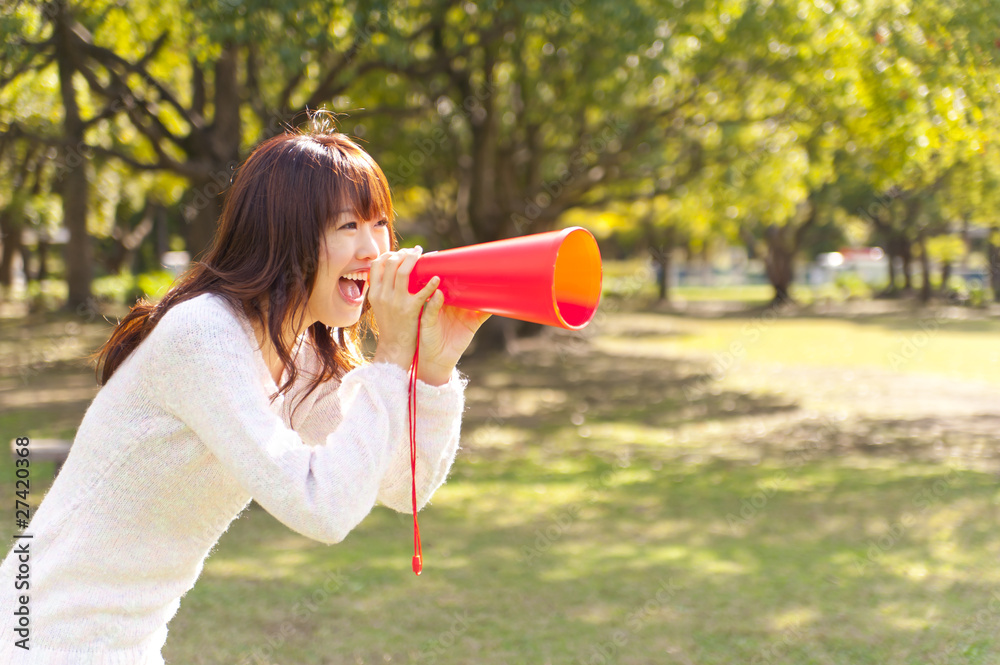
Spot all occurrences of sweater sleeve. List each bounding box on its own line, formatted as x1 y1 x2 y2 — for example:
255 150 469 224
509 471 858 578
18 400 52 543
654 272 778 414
295 362 467 514
143 300 428 545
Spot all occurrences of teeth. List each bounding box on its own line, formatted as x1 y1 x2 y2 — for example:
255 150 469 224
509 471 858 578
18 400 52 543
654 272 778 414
341 271 368 282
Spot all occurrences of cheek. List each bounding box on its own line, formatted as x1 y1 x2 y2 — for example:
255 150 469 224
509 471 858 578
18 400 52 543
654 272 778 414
321 243 349 276
312 250 337 296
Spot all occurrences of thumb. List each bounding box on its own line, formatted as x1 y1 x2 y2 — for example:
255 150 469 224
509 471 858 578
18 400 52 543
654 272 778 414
422 290 446 326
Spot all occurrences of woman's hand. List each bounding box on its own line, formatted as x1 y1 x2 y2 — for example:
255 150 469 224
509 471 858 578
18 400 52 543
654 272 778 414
368 247 490 385
416 286 492 385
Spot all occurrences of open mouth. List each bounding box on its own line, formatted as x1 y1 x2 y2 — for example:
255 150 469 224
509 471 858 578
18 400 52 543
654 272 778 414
338 271 369 303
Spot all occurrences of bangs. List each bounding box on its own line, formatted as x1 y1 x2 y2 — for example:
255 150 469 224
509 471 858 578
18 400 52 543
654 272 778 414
340 155 393 223
312 134 394 227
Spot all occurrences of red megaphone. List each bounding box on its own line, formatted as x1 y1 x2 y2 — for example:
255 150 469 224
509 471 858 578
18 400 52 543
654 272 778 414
407 226 603 329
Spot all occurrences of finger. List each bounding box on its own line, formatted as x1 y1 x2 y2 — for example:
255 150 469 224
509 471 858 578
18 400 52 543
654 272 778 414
393 246 423 294
422 289 446 325
368 255 388 301
416 274 441 303
379 251 406 298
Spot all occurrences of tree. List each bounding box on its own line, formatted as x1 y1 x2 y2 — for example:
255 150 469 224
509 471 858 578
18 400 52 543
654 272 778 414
2 1 97 308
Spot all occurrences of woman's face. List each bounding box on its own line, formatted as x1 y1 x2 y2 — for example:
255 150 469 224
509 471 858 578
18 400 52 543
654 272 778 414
306 210 391 328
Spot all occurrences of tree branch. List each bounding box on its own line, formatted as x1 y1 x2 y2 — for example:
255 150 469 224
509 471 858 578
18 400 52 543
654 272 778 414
69 26 195 130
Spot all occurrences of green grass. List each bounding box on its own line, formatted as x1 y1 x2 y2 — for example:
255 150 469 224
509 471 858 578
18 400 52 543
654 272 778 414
597 311 1000 386
2 301 1000 663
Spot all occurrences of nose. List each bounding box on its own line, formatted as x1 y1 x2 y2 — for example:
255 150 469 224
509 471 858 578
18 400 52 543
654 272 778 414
355 223 381 261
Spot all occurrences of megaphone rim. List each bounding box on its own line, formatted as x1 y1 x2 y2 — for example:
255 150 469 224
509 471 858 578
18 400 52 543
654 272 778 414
550 226 603 330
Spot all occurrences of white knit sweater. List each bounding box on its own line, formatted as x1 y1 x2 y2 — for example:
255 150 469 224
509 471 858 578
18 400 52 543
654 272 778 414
0 292 467 664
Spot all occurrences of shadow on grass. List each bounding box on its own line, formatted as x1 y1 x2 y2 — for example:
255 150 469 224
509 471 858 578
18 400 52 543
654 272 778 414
169 453 1000 665
4 309 999 663
457 344 799 438
166 340 1000 663
750 413 1000 471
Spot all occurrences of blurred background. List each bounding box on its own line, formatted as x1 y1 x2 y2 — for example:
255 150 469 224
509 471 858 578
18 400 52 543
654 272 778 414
2 1 1000 663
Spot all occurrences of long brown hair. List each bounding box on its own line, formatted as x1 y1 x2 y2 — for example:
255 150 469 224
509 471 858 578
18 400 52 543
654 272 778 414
90 127 399 426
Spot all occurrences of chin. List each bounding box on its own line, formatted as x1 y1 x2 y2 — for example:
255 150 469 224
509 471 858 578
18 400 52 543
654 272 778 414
322 309 363 329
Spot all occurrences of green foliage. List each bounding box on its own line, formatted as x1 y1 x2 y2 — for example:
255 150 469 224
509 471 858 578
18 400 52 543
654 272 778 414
965 276 988 308
833 272 873 300
136 270 176 301
91 270 135 304
92 269 174 304
2 0 1000 305
926 234 966 264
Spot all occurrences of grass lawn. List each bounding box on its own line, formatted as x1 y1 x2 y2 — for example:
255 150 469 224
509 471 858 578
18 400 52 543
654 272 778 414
1 296 999 664
597 306 1000 385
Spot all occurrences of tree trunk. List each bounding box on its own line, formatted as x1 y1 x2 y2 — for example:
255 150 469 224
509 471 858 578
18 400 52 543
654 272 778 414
918 235 931 303
464 47 501 243
184 179 225 259
879 235 912 297
989 231 1000 303
643 221 674 302
54 2 93 310
656 249 670 301
764 226 794 304
939 260 952 298
901 244 913 293
184 45 243 259
0 210 21 289
885 245 897 294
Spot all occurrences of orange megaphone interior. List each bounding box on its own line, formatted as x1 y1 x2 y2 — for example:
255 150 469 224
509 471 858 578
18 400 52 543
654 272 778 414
552 228 603 328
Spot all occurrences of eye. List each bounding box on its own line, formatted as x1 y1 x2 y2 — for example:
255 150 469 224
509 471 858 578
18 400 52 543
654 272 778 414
339 218 387 230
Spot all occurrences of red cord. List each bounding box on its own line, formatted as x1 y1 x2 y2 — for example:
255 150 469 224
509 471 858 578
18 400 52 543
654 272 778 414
408 303 425 575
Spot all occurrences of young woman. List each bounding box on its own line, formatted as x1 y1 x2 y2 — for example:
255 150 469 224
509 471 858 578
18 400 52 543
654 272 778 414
0 128 490 663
